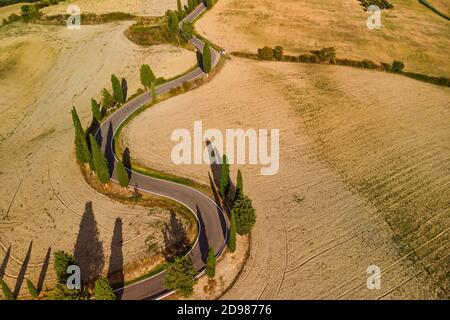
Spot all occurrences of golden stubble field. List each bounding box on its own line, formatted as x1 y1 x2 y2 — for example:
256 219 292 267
122 58 450 299
196 0 450 77
42 0 188 17
0 16 197 296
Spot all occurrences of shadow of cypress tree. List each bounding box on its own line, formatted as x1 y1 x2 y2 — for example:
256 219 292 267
108 218 124 297
37 247 51 294
74 202 104 287
13 241 32 298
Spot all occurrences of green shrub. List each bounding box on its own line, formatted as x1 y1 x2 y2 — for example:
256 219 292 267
163 256 197 297
257 46 274 60
53 251 75 284
26 279 38 298
232 194 256 235
94 276 116 300
205 248 216 279
392 60 405 72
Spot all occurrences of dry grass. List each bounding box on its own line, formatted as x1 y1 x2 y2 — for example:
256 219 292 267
0 19 196 297
196 0 450 77
122 58 450 299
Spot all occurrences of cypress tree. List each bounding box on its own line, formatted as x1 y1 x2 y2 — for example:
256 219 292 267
91 98 102 122
116 160 129 188
140 64 156 90
111 74 124 104
234 169 243 202
89 134 110 184
177 0 183 17
94 276 116 300
26 279 38 298
71 107 87 163
219 155 230 197
228 211 236 252
151 82 157 101
205 247 216 279
169 10 179 35
202 43 212 74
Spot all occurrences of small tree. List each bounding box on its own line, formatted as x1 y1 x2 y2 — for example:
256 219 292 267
89 134 110 184
163 256 197 297
258 46 274 60
140 64 156 90
94 276 116 300
206 0 214 8
26 279 38 298
53 251 75 284
116 160 129 188
111 74 124 104
273 46 284 61
234 169 243 202
219 155 230 197
91 98 102 122
392 60 405 72
205 248 216 279
228 212 237 252
232 194 256 235
202 43 212 74
0 279 14 300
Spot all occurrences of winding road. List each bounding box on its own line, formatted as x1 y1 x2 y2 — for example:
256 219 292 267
94 4 227 300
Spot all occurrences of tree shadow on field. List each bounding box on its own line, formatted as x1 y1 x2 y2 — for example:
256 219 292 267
74 202 104 286
196 205 209 263
108 218 124 297
0 245 11 280
122 147 132 179
162 211 189 262
37 247 51 294
13 241 32 298
197 50 203 70
121 78 128 102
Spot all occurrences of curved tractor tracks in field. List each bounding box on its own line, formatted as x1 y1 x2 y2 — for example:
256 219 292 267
94 4 227 300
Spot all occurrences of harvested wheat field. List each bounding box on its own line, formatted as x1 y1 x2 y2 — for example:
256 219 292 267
196 0 450 77
42 0 188 17
0 20 197 297
121 58 450 299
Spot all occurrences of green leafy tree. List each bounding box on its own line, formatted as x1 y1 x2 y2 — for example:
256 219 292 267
140 64 156 90
202 43 212 74
54 251 75 284
392 60 405 72
232 194 256 235
0 279 14 300
91 98 102 122
273 46 284 61
257 46 273 60
89 134 110 184
205 248 216 279
180 21 194 42
46 283 86 300
234 169 243 202
94 276 116 300
116 160 129 188
206 0 214 8
163 256 197 297
111 74 124 104
219 155 230 197
101 88 116 109
228 211 237 252
26 279 38 298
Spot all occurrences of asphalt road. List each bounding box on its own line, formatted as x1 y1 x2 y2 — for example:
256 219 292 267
94 4 226 300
